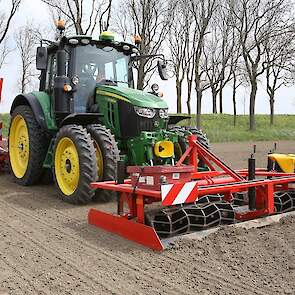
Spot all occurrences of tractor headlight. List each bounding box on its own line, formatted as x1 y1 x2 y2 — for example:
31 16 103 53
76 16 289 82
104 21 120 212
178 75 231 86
134 106 156 118
159 109 168 119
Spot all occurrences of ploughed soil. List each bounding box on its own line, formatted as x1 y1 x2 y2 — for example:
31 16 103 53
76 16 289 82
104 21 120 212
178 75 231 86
0 141 294 295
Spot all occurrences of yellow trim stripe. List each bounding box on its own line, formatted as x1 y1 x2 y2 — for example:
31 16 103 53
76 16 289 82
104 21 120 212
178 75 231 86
96 90 131 103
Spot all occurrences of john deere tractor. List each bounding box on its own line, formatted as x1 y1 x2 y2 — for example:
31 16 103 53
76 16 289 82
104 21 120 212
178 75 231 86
8 26 208 204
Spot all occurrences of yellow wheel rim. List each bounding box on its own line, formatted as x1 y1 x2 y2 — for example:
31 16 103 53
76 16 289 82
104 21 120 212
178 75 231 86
9 115 30 178
94 142 104 180
55 137 80 196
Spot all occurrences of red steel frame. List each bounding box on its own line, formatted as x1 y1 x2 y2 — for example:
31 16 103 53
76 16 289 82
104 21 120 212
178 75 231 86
88 135 295 251
0 121 8 165
0 78 8 170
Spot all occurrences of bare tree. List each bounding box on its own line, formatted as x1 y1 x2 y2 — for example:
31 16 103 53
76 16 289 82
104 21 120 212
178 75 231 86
203 14 235 114
0 0 22 68
231 57 244 126
228 0 291 130
185 30 196 115
167 1 192 113
114 0 174 90
41 0 113 35
264 27 295 125
189 0 217 128
15 23 42 93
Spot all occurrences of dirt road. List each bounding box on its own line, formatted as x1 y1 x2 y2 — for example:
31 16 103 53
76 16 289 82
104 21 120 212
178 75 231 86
0 141 294 295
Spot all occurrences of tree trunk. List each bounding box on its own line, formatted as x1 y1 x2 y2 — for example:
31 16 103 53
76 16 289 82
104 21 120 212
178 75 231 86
219 87 223 114
232 77 237 126
249 82 257 131
269 94 275 125
21 59 26 93
176 80 182 113
212 91 217 114
196 90 202 129
186 80 193 115
137 62 145 90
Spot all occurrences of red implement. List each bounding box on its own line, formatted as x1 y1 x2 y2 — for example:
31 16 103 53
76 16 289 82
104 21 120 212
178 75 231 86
0 79 8 170
88 135 295 251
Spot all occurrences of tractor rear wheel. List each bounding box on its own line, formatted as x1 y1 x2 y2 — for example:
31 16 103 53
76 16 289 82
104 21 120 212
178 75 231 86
87 124 120 202
9 105 48 185
53 125 97 204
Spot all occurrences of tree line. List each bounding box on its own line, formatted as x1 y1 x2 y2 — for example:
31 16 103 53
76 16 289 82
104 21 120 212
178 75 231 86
1 0 295 130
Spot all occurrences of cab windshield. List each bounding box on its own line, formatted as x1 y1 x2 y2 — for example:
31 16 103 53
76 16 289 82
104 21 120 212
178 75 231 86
72 44 132 112
74 44 131 87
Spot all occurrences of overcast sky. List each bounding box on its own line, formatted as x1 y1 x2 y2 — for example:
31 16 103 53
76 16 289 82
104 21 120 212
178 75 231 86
0 0 294 115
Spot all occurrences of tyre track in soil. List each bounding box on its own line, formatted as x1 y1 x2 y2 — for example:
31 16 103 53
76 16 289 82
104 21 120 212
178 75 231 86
0 218 112 295
1 193 270 295
0 254 44 295
1 195 229 294
1 193 267 295
0 196 186 295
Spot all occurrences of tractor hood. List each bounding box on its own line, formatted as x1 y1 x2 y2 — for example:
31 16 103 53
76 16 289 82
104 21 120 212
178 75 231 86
96 85 168 109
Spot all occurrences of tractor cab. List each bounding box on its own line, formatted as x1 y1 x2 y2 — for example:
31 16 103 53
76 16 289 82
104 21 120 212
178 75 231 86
36 31 169 126
37 34 134 113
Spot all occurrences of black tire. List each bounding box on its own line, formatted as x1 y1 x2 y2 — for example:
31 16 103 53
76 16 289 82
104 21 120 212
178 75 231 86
9 105 49 185
87 124 120 202
53 125 97 204
183 126 210 150
168 126 210 166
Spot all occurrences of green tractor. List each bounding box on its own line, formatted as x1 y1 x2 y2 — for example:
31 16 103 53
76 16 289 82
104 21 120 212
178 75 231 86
8 28 209 204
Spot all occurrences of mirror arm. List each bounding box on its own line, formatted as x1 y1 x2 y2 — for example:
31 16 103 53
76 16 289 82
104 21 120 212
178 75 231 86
131 53 165 62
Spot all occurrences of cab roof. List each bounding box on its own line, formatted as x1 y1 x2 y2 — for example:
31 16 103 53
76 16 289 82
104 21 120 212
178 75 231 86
44 34 139 56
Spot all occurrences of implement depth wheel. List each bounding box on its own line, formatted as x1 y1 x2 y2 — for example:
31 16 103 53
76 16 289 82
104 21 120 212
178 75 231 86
53 125 97 204
87 124 120 202
9 105 48 185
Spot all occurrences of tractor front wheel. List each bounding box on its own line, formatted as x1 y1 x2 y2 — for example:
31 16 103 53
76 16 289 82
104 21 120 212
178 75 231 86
87 124 120 202
168 126 210 167
53 125 97 204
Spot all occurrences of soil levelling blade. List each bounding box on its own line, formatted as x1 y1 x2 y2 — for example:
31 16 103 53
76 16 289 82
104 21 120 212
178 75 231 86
88 209 165 251
88 200 235 251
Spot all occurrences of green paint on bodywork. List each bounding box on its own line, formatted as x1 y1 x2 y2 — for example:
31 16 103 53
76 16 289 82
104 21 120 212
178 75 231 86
95 90 122 137
31 91 57 130
43 138 55 168
96 85 168 108
126 131 178 166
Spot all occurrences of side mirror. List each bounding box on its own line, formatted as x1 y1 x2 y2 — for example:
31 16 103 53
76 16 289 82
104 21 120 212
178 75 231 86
157 60 168 80
36 47 48 70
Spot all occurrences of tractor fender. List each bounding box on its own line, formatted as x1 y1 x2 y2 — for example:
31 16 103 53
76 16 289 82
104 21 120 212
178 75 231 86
10 93 47 129
168 114 191 126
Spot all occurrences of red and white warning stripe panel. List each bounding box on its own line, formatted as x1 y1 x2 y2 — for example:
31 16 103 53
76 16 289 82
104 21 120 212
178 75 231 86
161 181 198 206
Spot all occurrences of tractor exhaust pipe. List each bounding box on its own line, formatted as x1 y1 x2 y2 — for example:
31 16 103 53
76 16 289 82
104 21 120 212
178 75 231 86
54 48 72 123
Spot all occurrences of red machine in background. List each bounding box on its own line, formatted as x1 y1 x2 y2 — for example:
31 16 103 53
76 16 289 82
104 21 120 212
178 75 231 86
89 135 295 251
0 78 9 170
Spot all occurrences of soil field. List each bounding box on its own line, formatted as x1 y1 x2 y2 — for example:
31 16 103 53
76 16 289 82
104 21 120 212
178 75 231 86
0 141 294 295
